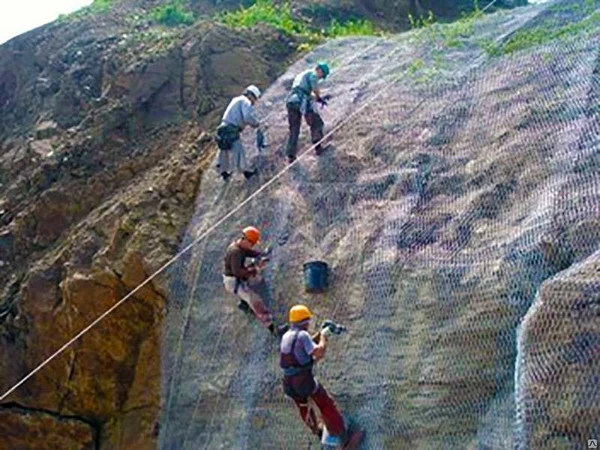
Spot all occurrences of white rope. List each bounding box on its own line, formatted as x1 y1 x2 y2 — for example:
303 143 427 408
183 59 426 450
159 39 395 445
175 1 509 444
0 0 502 406
0 42 418 405
175 32 426 444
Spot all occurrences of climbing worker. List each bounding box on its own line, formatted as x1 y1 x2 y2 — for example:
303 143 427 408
285 62 331 163
215 85 264 181
222 226 281 336
280 305 359 447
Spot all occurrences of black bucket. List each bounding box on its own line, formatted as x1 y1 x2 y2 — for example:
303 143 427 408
303 260 329 293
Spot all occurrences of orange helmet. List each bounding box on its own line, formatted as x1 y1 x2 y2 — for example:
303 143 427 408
289 305 313 323
242 226 261 245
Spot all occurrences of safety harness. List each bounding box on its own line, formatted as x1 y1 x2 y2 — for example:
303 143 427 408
280 330 314 377
288 82 315 115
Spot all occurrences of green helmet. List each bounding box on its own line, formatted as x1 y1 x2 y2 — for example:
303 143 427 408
317 62 330 79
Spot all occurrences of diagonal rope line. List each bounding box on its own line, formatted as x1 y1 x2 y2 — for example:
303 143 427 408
0 40 427 406
174 40 410 449
178 1 545 444
177 35 437 447
0 0 505 408
160 39 400 447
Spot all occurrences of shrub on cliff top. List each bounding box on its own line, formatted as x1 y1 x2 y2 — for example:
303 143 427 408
151 1 196 27
220 0 308 35
219 0 380 51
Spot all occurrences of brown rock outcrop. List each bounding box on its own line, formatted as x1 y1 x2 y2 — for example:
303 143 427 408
0 4 297 449
0 406 96 450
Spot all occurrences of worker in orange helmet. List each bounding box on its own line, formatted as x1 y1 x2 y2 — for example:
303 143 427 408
280 305 362 448
222 226 285 336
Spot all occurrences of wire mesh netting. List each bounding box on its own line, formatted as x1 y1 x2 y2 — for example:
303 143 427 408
160 1 600 448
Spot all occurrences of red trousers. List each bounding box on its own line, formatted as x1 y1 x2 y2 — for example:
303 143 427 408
288 383 346 437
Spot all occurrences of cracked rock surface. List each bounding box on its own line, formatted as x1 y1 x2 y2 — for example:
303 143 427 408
0 3 297 449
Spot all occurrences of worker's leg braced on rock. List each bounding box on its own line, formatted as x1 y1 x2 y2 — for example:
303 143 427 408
217 147 231 178
286 104 302 161
311 384 346 437
223 275 273 329
231 139 249 173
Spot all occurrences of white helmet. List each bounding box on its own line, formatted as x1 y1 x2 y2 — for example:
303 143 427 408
244 85 261 99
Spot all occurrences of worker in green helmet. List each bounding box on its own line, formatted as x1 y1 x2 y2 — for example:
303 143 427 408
284 62 331 163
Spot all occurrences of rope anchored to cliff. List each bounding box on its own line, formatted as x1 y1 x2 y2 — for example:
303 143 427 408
1 0 503 408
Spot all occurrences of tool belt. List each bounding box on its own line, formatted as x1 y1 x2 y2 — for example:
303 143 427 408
215 123 241 151
292 86 310 97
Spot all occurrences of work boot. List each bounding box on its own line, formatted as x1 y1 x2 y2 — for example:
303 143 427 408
315 144 331 156
243 169 257 180
221 171 231 181
341 421 363 449
238 300 251 313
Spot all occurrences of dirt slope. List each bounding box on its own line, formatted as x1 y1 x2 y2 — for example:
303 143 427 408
161 1 599 449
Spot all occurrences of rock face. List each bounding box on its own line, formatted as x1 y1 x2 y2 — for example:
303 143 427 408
1 1 596 449
0 406 96 450
160 1 599 449
0 3 297 449
517 252 600 449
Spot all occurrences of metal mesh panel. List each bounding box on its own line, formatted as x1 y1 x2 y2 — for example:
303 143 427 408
161 1 600 448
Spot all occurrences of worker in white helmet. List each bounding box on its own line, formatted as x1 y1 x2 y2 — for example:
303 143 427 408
215 85 264 181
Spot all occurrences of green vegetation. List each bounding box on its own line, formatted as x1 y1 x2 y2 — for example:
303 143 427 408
406 57 443 84
406 0 600 59
408 58 426 74
551 0 597 14
486 9 600 56
220 0 308 35
91 0 115 11
219 0 380 50
150 1 196 27
441 8 484 47
57 0 117 22
408 10 436 29
324 18 378 38
408 1 486 48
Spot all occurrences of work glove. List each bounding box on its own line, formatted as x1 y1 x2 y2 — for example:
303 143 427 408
317 94 332 108
321 319 347 336
256 128 267 152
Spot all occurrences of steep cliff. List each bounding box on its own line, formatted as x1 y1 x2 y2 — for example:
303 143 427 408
0 3 298 449
161 1 599 448
3 0 598 449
